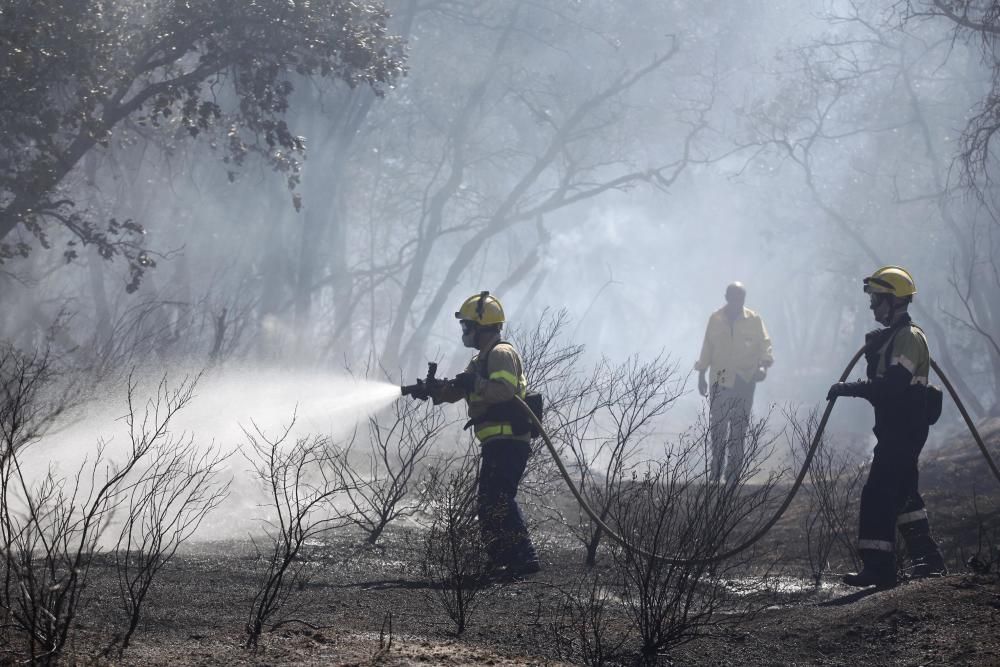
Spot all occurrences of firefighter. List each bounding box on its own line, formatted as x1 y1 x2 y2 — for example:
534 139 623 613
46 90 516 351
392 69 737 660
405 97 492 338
430 291 541 579
828 266 946 588
695 282 774 483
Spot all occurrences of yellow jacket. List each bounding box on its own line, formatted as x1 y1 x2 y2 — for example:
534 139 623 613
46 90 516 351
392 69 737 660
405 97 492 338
695 307 773 388
433 333 530 443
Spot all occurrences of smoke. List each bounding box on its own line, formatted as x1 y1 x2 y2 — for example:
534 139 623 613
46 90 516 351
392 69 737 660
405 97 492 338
1 0 990 484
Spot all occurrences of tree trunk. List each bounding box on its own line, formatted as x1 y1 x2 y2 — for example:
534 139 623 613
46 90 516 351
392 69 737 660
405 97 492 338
584 525 603 566
84 154 112 346
329 189 354 361
87 248 112 345
257 185 293 360
293 85 376 359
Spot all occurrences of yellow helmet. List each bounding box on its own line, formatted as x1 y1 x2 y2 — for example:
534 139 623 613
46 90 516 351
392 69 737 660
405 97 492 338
863 266 916 298
455 291 505 326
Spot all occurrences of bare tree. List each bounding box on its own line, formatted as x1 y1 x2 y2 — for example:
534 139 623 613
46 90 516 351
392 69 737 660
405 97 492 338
357 1 713 370
510 309 587 412
0 365 196 663
900 0 1000 187
786 409 864 585
548 569 630 667
241 421 350 650
566 353 683 566
337 399 449 545
0 345 68 461
419 450 490 636
961 487 1000 579
107 437 231 655
945 247 1000 416
609 419 780 665
505 309 598 520
744 2 994 413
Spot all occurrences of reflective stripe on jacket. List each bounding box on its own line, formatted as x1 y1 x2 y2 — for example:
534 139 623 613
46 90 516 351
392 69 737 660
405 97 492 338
865 320 932 434
873 325 930 386
466 336 529 443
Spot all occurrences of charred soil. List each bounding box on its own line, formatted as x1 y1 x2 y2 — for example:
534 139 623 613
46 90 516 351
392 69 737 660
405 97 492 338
62 538 1000 666
30 423 1000 665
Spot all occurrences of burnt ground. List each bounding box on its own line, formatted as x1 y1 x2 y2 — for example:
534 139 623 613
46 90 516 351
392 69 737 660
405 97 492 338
63 539 1000 667
36 422 1000 665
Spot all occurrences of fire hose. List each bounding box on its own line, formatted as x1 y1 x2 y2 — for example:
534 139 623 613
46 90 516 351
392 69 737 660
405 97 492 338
511 348 1000 565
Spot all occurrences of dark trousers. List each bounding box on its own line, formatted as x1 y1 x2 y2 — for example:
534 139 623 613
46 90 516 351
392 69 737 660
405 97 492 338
478 439 538 570
709 376 756 482
858 420 931 553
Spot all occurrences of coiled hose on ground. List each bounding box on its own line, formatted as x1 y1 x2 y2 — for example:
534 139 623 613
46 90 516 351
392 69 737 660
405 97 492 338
514 347 1000 565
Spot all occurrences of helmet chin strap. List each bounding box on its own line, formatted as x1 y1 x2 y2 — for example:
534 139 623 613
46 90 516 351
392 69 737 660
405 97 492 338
464 324 499 349
882 298 896 326
871 292 896 326
879 296 908 327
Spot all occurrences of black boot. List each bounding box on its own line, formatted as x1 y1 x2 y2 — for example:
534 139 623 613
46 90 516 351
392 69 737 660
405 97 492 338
899 520 947 579
910 553 947 579
843 549 897 589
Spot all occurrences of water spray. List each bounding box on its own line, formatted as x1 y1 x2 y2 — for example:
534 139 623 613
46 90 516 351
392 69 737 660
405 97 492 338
16 368 404 542
34 368 405 463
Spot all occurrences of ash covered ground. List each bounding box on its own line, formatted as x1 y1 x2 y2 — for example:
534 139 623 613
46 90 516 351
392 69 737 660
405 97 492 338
55 424 1000 666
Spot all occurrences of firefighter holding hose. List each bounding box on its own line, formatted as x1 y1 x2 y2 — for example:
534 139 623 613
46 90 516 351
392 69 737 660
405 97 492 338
827 266 947 588
404 291 540 581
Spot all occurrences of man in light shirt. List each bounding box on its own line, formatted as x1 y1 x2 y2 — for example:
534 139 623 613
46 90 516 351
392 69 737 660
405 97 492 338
695 282 774 482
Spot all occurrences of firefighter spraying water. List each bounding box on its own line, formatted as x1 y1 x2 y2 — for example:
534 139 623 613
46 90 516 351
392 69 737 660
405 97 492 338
401 291 542 582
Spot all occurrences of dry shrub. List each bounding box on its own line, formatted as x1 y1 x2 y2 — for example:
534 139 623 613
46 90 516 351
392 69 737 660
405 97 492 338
418 449 490 635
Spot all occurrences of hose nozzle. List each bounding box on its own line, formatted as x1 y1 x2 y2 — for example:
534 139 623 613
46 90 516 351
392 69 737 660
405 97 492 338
401 362 440 401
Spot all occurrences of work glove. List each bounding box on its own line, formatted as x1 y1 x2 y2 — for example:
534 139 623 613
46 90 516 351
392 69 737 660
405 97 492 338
454 371 477 394
826 383 848 401
697 373 708 398
827 381 867 401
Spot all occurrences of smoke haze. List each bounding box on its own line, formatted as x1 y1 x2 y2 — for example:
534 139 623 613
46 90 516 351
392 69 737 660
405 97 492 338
2 0 996 457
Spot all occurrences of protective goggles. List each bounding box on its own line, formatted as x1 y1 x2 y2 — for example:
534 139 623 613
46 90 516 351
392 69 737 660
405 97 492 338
862 276 894 294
